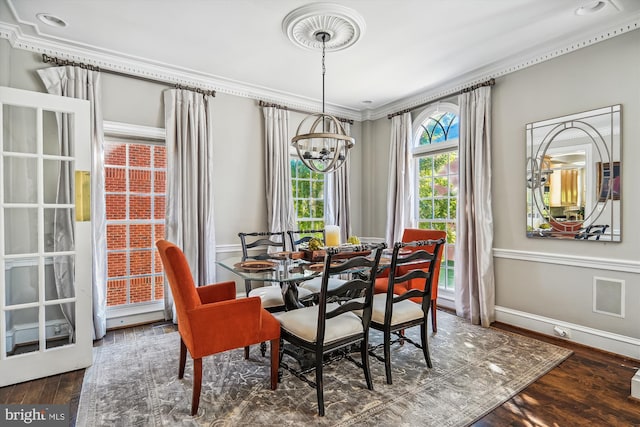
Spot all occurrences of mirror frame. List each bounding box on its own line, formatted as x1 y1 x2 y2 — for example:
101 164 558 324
526 105 621 242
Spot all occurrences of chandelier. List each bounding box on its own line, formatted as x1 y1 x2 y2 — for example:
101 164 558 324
283 2 365 174
291 31 355 173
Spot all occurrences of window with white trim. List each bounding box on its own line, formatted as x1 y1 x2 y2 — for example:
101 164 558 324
104 135 166 309
412 103 459 292
290 159 324 231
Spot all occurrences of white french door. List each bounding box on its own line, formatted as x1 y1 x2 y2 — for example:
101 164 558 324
0 86 92 386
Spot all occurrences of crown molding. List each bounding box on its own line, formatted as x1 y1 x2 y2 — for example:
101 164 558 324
363 13 640 121
0 21 362 121
2 11 639 123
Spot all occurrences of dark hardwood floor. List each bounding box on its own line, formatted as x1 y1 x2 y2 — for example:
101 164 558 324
477 322 640 426
1 316 638 426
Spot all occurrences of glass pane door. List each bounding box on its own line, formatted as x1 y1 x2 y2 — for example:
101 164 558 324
0 86 92 386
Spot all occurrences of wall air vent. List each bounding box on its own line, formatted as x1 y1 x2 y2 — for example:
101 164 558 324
593 276 625 318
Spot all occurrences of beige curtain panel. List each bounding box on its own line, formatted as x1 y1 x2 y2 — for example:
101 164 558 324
164 89 217 322
385 112 414 245
263 106 296 234
454 86 496 327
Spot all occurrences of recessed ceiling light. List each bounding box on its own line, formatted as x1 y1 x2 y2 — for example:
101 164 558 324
36 13 67 28
575 1 606 16
362 100 373 104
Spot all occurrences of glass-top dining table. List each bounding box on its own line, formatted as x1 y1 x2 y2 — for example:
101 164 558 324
217 244 391 310
217 256 323 309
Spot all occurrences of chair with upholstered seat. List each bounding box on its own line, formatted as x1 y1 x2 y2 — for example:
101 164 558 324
286 229 347 295
276 243 385 416
238 231 288 311
239 231 314 356
374 228 446 332
368 238 445 384
238 231 312 311
156 239 280 415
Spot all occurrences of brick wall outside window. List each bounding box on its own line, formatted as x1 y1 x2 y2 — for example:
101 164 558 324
105 141 166 307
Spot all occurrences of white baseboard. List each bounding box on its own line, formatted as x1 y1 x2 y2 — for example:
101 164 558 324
5 320 71 353
436 294 455 311
495 306 640 360
106 308 165 330
632 371 640 400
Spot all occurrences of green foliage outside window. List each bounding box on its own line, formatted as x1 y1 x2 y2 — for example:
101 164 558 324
417 152 458 245
417 150 458 291
291 159 324 231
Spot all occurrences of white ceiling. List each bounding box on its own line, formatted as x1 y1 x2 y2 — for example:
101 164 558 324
2 0 640 119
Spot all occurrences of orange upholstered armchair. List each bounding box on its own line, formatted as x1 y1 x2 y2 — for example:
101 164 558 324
156 240 280 416
374 229 447 332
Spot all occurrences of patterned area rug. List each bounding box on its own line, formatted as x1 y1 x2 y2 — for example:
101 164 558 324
77 311 571 426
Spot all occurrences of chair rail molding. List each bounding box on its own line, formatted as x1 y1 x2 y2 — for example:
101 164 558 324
216 243 242 254
493 248 640 274
494 248 640 397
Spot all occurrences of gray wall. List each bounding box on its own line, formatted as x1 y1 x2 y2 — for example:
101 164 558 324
1 38 364 288
491 29 640 340
3 27 639 348
360 116 391 237
365 29 640 345
1 39 364 247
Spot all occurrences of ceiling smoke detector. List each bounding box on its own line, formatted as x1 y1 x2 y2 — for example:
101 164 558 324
575 1 607 16
36 13 68 28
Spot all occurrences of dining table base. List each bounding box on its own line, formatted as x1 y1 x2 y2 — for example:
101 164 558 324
278 343 364 383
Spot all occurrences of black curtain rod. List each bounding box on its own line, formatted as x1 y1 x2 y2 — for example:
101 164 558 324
42 54 216 97
387 78 495 119
258 100 354 125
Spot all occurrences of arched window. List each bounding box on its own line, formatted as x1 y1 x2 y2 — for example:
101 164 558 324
417 111 459 146
412 103 459 293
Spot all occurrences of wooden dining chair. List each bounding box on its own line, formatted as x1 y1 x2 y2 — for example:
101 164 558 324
374 228 447 332
286 228 325 251
367 238 445 384
156 240 280 415
286 229 347 295
276 243 385 416
239 231 314 357
238 231 289 311
238 231 314 309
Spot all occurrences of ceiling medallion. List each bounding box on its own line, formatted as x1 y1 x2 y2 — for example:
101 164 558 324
282 3 366 52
